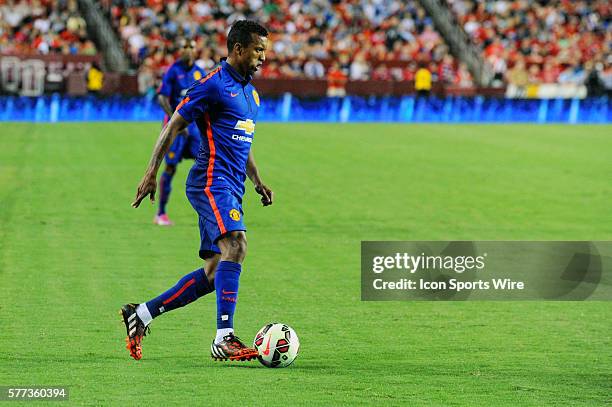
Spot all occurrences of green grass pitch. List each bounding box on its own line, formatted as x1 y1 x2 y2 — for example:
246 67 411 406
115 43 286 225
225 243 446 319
1 122 610 405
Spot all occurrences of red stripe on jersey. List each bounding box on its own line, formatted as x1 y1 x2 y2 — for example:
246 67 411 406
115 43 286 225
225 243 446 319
175 96 190 112
203 112 227 235
173 67 220 113
199 66 221 84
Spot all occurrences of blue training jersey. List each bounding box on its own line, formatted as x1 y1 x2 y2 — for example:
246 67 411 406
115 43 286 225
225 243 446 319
177 60 261 198
158 60 207 110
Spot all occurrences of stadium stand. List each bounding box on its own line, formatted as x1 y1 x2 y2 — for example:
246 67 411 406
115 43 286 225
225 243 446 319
0 0 97 55
0 0 103 96
446 0 611 89
102 0 466 86
1 0 609 98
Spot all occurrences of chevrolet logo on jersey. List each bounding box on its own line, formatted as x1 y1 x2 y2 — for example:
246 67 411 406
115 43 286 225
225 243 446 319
234 119 255 135
232 134 253 143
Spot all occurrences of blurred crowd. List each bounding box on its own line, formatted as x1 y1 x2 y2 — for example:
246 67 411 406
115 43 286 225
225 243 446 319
102 0 473 92
0 0 97 55
3 0 610 94
447 0 611 92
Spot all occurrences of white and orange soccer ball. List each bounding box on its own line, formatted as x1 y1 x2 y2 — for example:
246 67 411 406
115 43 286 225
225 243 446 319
253 323 300 368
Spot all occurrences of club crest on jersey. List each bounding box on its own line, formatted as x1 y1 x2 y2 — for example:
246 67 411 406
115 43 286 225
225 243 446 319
193 71 202 80
229 209 241 221
234 119 255 135
252 90 260 106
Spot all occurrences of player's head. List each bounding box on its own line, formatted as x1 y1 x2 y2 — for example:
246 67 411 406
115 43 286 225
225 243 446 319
178 38 197 65
227 20 268 77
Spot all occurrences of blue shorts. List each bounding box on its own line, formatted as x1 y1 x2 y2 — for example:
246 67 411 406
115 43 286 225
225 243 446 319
164 118 201 166
186 185 246 259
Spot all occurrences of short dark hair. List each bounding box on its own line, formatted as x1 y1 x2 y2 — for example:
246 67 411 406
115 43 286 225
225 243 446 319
227 20 268 53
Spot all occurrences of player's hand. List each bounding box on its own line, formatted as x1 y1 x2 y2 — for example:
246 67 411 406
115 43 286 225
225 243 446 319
132 172 157 208
255 183 273 206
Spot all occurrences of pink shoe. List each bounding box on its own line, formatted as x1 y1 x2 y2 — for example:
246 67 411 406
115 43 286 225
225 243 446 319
154 213 173 226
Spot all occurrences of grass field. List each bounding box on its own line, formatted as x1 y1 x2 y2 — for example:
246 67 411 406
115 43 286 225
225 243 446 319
0 122 611 406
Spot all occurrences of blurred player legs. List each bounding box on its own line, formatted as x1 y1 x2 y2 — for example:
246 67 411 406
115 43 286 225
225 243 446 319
154 122 201 225
154 38 206 225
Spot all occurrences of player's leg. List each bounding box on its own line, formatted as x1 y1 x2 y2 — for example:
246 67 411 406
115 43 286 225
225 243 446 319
156 163 176 224
120 266 215 361
120 251 220 360
213 231 247 341
155 133 187 225
209 231 259 361
120 270 211 360
184 185 256 361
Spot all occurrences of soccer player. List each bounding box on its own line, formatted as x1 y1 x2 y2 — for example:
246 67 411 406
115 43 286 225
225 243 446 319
121 20 272 362
154 38 207 226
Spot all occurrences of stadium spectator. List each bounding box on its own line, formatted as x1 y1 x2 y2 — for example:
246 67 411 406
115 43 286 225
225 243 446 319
415 62 432 97
455 62 473 88
528 64 542 86
303 57 325 79
487 50 508 88
260 60 282 79
137 57 156 96
601 61 612 96
372 64 392 81
507 59 528 90
584 61 606 97
541 62 560 84
195 47 216 71
327 61 347 97
429 62 440 83
399 61 418 82
338 53 351 76
276 54 304 78
506 58 529 97
419 24 441 50
438 54 456 85
350 52 371 81
87 62 103 94
80 40 97 56
558 63 586 85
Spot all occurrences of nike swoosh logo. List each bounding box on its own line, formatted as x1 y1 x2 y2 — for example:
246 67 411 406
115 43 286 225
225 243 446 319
230 92 239 97
222 289 237 295
262 336 271 356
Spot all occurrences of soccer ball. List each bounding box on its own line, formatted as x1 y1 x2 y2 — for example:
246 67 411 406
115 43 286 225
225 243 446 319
253 323 300 368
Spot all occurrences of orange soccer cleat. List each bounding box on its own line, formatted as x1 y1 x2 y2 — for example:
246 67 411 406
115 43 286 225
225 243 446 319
120 303 150 360
210 334 259 362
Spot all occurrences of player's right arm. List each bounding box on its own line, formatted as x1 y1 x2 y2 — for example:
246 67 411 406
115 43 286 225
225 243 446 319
132 73 221 208
132 113 188 208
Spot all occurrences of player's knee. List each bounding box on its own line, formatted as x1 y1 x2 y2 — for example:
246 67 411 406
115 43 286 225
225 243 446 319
219 232 247 262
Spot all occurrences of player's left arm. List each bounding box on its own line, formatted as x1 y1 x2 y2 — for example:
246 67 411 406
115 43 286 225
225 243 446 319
247 150 273 206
